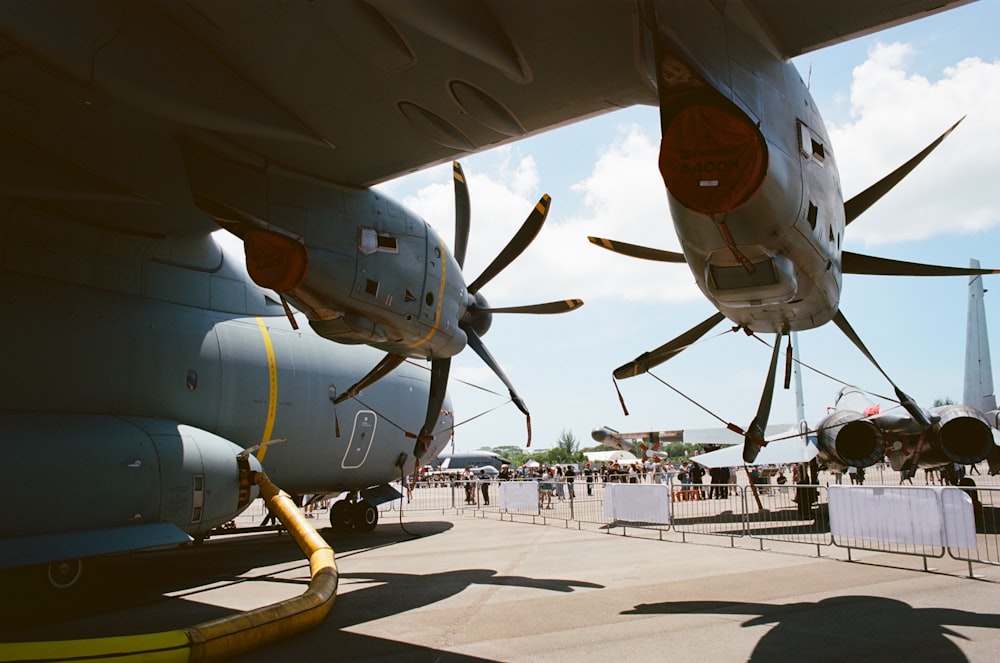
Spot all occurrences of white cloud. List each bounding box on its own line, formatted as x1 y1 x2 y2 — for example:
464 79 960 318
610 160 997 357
384 123 700 307
830 42 1000 246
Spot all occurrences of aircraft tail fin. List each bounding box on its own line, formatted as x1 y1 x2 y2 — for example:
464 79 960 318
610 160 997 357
965 259 998 416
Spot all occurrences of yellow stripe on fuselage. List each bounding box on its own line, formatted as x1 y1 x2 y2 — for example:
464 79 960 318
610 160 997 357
409 236 449 350
255 317 279 462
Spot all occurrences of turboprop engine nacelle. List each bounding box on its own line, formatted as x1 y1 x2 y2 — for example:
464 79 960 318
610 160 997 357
243 224 468 360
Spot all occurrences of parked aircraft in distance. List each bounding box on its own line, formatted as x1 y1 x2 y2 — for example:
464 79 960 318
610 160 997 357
1 1 990 590
691 260 999 477
594 333 813 465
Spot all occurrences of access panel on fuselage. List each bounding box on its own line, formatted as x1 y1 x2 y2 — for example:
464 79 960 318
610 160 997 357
342 410 377 469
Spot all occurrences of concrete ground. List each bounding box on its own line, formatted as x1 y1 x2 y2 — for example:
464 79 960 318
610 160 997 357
3 512 1000 662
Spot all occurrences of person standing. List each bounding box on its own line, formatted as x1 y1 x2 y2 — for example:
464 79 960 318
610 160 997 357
565 463 576 498
584 462 594 496
478 469 490 505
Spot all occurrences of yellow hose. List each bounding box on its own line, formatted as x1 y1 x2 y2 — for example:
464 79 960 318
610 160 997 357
0 472 338 662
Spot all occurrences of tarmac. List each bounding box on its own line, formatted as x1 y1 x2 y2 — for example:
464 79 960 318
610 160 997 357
3 510 1000 662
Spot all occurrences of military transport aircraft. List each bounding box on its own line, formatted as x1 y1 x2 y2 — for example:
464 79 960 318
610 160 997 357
0 227 456 586
0 1 991 584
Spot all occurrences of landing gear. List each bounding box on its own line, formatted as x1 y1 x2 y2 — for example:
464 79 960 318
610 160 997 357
352 500 378 531
47 558 83 590
329 498 378 532
330 500 353 531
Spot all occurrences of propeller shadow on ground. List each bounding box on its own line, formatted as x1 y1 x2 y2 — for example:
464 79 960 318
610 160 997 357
623 596 1000 661
238 568 604 661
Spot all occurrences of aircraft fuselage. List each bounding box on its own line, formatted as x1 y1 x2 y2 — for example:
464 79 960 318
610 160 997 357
0 222 452 494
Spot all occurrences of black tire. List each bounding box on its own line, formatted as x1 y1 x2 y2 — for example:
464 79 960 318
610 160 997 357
352 500 378 531
47 558 84 590
330 500 353 531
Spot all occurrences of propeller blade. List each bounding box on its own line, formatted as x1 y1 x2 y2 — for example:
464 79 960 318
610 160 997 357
844 117 963 225
465 326 529 416
842 251 1000 277
413 357 451 459
453 162 471 269
332 354 406 404
588 236 687 263
467 194 551 294
744 334 783 464
833 310 932 427
478 299 584 315
613 312 726 379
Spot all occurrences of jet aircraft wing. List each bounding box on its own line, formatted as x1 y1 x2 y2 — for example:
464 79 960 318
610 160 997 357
690 430 818 468
0 1 971 237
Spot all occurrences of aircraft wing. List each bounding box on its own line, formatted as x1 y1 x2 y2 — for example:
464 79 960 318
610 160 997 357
0 1 971 237
592 424 790 450
690 433 818 468
747 0 977 58
0 1 653 237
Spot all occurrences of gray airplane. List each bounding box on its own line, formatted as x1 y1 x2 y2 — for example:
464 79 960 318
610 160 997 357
688 261 999 475
0 227 456 586
0 1 991 584
600 258 1000 475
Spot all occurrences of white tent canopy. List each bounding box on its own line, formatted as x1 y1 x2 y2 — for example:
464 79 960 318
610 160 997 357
584 450 642 465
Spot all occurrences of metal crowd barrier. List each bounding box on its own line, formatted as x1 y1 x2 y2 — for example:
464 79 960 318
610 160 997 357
392 479 1000 579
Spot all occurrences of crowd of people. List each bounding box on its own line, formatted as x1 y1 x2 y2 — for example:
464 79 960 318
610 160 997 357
427 458 989 510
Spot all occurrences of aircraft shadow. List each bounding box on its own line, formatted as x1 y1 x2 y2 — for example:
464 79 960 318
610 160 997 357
238 569 604 661
622 597 1000 662
0 520 454 636
1 519 604 662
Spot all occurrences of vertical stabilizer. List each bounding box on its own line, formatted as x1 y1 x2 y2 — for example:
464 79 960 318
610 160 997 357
964 259 996 412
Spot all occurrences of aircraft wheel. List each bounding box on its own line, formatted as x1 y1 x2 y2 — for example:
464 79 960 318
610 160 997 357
47 558 84 590
352 500 378 531
330 500 353 531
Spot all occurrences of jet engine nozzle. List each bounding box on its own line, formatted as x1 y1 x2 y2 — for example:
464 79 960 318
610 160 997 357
818 410 885 469
932 404 995 465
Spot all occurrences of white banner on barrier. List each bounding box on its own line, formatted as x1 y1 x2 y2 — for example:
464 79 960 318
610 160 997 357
499 481 539 511
603 484 671 524
828 486 977 550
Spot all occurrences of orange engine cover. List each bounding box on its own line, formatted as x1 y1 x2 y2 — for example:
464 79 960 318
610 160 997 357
659 103 768 215
244 229 308 292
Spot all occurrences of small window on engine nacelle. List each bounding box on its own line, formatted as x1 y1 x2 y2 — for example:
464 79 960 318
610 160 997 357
798 120 826 166
358 227 399 254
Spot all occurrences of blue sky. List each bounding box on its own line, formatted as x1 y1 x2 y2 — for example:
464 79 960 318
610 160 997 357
377 2 1000 454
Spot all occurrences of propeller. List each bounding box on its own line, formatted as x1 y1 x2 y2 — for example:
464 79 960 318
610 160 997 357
587 236 687 264
844 118 963 225
832 310 933 427
596 117 985 467
613 312 726 379
409 162 583 459
743 335 784 464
